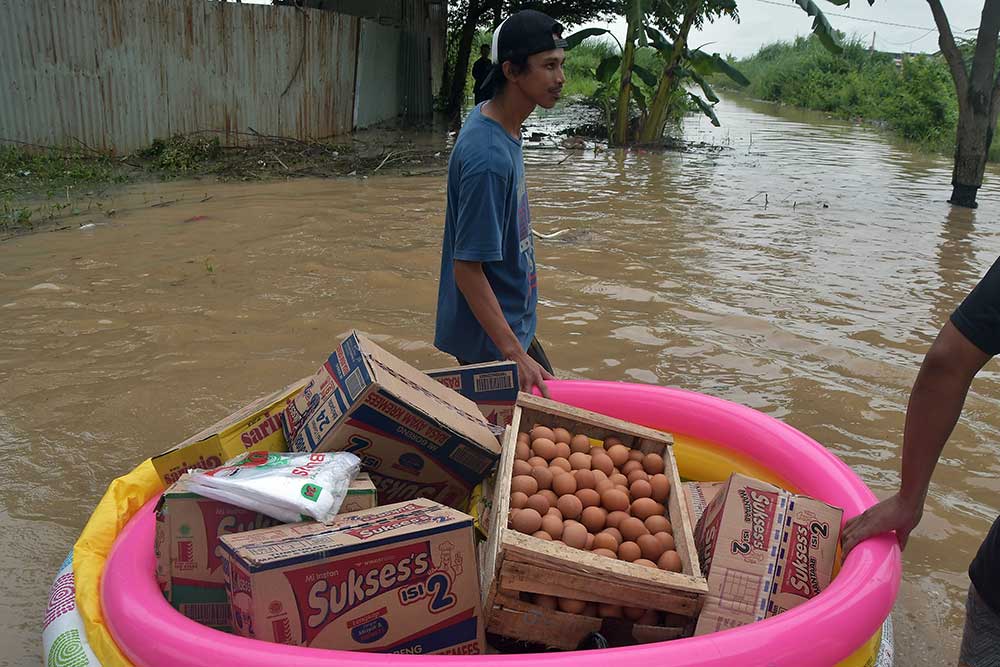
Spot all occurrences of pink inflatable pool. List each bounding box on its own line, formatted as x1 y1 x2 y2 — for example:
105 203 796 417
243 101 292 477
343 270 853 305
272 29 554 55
101 380 900 666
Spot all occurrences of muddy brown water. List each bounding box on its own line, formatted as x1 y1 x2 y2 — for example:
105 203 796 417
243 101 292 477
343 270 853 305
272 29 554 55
3 95 1000 666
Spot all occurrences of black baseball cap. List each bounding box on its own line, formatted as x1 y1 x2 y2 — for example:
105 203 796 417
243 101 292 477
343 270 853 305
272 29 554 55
489 10 567 66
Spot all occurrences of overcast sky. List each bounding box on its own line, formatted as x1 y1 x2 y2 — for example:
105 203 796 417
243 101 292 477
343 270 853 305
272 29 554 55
579 2 986 59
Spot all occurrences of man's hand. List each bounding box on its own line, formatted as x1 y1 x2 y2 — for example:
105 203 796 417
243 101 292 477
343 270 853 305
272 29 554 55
841 492 924 555
511 350 555 399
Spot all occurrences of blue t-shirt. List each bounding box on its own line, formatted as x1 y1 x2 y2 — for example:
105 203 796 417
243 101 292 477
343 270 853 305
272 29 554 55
434 104 537 363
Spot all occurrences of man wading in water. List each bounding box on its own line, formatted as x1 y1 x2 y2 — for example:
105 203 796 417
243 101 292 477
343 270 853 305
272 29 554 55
434 10 565 397
843 258 1000 666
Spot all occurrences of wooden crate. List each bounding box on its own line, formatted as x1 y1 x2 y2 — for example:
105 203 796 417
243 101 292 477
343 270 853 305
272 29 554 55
480 393 707 649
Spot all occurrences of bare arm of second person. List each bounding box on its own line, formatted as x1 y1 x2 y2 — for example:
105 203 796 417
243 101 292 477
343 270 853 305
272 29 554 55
453 259 554 397
841 322 991 554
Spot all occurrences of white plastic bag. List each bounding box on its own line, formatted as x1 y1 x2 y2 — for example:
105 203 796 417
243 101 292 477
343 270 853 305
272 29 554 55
187 450 361 523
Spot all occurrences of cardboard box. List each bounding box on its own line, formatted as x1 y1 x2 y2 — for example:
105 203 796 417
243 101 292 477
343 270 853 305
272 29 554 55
219 497 483 655
155 474 378 630
767 494 842 616
284 332 501 509
152 378 307 486
692 473 842 635
683 481 723 529
425 361 519 428
481 394 707 649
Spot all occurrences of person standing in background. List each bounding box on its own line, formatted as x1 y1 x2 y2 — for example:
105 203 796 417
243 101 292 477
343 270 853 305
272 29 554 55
472 43 493 105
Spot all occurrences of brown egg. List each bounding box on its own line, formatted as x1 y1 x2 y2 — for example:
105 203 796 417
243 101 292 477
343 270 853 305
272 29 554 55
568 452 592 471
658 550 683 572
550 457 572 473
511 475 538 496
570 434 591 453
600 489 630 512
531 466 554 490
630 479 652 499
534 594 559 610
655 531 676 551
604 435 624 447
591 454 615 477
552 427 572 444
562 521 588 549
623 607 647 621
610 473 629 487
525 494 550 516
614 484 632 496
557 597 587 614
628 448 645 462
530 425 555 442
585 533 595 550
605 510 630 529
576 488 601 509
557 494 583 520
581 506 607 533
618 541 641 562
527 456 547 469
592 547 617 559
637 609 660 625
511 508 542 534
532 530 552 541
642 452 665 475
622 460 644 476
634 558 658 568
637 534 665 561
595 479 615 494
512 459 533 476
507 508 517 525
515 441 530 461
517 431 531 444
644 515 671 534
541 514 564 539
510 491 528 509
630 498 660 521
598 603 623 618
552 472 577 496
649 474 671 503
589 446 606 458
574 468 596 490
554 442 571 459
539 489 559 508
606 444 630 468
532 438 557 461
593 531 618 552
546 507 563 520
627 469 650 485
592 468 609 483
600 527 623 545
620 517 649 542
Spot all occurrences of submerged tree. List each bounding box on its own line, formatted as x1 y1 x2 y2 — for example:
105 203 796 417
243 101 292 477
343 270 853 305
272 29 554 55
928 0 1000 209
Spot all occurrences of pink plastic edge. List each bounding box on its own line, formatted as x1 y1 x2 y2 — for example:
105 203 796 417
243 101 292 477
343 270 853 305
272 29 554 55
102 379 900 667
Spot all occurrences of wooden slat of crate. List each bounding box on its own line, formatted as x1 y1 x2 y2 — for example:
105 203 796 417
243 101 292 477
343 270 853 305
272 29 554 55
489 592 601 650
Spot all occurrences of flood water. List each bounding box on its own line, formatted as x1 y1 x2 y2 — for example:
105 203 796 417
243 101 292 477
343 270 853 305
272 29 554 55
3 95 1000 666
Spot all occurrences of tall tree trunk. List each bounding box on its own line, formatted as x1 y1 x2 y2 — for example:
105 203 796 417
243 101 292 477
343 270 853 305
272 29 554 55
612 4 640 146
446 0 483 121
638 7 697 145
928 0 1000 208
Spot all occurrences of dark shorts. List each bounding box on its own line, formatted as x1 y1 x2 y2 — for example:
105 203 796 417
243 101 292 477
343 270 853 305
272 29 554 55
457 337 553 374
960 584 1000 667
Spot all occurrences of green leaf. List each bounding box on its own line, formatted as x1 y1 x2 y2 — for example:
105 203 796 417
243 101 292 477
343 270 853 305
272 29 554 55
628 0 648 48
687 50 750 86
688 92 720 127
597 55 622 83
632 85 648 114
644 26 674 54
564 28 610 51
688 70 720 103
792 0 844 55
632 64 659 88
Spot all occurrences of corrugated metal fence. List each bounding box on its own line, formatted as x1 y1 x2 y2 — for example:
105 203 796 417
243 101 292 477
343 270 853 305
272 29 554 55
0 0 361 154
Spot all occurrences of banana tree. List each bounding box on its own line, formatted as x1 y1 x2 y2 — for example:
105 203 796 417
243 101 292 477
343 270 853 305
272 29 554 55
565 0 855 145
